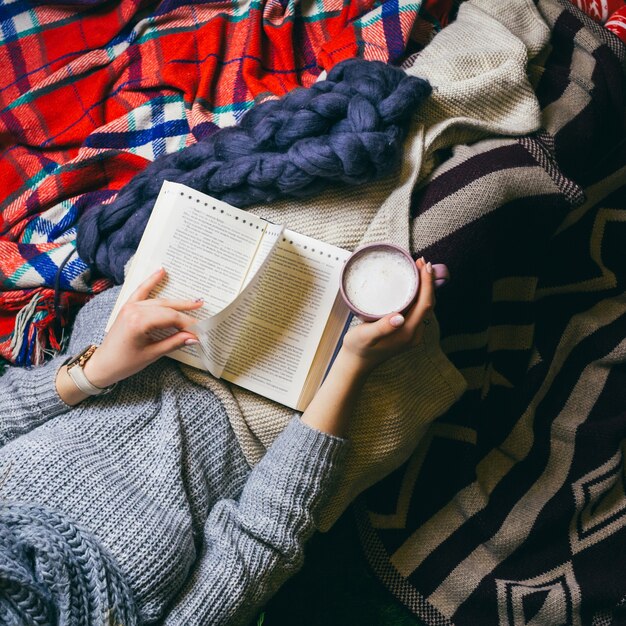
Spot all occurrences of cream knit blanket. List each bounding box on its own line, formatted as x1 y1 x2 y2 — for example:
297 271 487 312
181 0 550 530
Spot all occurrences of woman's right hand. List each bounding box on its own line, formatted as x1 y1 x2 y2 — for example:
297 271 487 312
81 267 202 389
340 257 436 375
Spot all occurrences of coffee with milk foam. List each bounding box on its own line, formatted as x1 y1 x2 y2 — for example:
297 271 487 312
344 249 417 316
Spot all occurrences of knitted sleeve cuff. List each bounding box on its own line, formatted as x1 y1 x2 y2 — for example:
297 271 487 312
0 356 72 446
269 415 348 473
22 357 72 418
160 418 349 626
260 415 349 494
236 416 349 550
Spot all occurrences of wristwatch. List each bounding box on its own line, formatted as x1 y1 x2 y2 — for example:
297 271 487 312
66 345 116 396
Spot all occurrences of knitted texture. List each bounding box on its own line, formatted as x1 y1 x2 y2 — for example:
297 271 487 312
0 287 349 626
77 59 432 283
0 0 431 367
0 503 139 626
354 1 626 623
162 418 347 625
179 0 551 530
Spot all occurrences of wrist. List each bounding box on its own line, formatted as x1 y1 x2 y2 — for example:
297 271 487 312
56 365 90 406
332 348 374 383
81 351 116 389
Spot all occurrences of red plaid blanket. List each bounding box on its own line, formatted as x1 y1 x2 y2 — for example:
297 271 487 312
0 0 455 365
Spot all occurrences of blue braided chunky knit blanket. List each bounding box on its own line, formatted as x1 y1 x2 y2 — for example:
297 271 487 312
0 503 139 626
77 58 431 283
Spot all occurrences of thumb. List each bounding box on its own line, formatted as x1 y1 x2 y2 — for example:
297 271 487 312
362 312 405 343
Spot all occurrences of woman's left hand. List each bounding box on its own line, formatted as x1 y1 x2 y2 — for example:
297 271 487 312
82 268 202 389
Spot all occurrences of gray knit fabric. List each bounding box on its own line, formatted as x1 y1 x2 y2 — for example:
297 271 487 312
0 502 140 626
0 286 348 626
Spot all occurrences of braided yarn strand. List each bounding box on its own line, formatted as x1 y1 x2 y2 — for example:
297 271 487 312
0 503 139 626
77 58 431 283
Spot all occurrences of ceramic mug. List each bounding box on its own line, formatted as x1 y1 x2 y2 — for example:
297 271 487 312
339 242 449 322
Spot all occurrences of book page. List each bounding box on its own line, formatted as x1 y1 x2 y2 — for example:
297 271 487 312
190 222 284 376
220 229 352 409
106 181 274 370
106 180 351 409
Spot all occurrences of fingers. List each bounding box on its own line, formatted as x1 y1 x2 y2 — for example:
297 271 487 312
128 267 166 303
136 297 203 311
149 330 198 357
356 258 436 346
119 301 199 337
125 267 203 313
404 258 435 329
141 307 199 332
359 311 406 344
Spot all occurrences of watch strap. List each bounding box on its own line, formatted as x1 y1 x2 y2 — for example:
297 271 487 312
66 345 115 396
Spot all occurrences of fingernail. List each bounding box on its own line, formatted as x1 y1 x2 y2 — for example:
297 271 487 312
390 314 405 327
194 298 204 303
184 338 199 345
426 262 433 274
419 256 425 263
152 267 165 275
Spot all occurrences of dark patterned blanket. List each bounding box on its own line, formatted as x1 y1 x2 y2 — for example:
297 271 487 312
356 1 626 624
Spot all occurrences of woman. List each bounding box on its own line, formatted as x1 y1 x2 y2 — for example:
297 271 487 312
0 258 435 626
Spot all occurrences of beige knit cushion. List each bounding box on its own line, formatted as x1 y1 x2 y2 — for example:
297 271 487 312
179 0 550 530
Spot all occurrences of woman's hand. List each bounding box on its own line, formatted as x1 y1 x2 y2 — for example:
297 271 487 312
340 257 435 375
301 258 436 437
81 267 202 389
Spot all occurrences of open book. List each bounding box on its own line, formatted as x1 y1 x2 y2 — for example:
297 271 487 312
107 181 353 410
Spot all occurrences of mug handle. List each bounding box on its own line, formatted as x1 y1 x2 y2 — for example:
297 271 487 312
432 263 449 288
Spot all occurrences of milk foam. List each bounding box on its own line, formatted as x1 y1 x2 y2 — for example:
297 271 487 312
344 249 417 316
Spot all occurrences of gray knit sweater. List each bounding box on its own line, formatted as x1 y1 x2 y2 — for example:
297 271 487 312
0 286 348 625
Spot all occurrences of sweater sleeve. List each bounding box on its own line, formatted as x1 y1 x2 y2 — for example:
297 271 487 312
162 416 349 626
0 287 122 448
0 354 72 447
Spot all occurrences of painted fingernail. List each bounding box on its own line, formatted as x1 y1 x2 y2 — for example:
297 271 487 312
184 338 199 345
390 314 405 327
426 262 433 274
194 298 204 303
419 256 426 263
